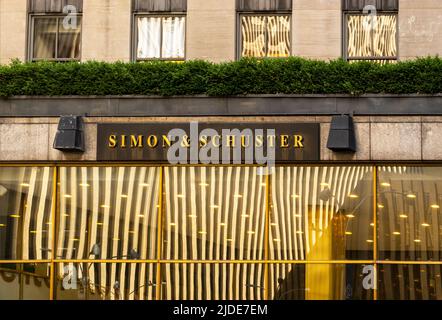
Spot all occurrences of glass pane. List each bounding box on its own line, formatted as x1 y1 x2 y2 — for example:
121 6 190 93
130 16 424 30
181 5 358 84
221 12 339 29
241 16 266 58
33 17 57 59
377 167 442 261
347 14 397 60
162 17 185 59
162 263 264 300
0 263 50 300
347 15 373 58
269 264 374 300
162 167 266 260
267 16 291 58
55 263 157 300
57 167 160 260
379 264 442 300
270 166 373 260
0 167 53 260
137 17 161 59
57 16 82 59
373 15 397 58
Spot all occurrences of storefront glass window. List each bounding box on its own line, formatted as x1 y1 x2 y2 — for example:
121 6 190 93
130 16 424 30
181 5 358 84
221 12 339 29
0 167 54 260
269 263 373 300
55 263 157 300
379 264 442 300
270 166 374 260
161 263 265 300
0 263 50 300
377 166 442 261
162 166 267 260
57 167 160 260
0 165 441 300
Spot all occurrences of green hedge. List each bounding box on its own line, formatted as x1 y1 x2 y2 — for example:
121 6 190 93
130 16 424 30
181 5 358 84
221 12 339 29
0 57 441 97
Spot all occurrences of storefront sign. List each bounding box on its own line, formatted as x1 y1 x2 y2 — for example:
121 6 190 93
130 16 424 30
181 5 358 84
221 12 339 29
97 122 320 163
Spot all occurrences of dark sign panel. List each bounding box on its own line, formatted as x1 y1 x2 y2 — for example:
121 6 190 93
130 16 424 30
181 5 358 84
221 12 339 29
97 123 320 163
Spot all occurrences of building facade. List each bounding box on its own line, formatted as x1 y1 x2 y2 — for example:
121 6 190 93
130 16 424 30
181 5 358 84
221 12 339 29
1 0 442 301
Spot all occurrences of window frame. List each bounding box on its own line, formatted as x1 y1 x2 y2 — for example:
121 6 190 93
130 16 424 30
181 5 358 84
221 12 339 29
236 12 292 60
27 13 83 62
343 11 399 63
132 13 187 62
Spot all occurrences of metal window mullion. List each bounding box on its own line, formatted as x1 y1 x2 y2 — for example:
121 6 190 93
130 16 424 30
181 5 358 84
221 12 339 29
263 170 270 300
160 17 164 60
155 167 164 300
265 16 269 58
55 17 60 60
49 166 58 300
373 166 378 301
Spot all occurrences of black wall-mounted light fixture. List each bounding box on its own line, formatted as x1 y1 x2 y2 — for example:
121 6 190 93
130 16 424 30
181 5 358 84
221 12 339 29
327 115 356 152
53 115 85 152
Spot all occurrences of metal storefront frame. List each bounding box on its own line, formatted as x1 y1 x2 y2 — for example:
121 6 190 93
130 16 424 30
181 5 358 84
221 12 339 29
1 162 442 300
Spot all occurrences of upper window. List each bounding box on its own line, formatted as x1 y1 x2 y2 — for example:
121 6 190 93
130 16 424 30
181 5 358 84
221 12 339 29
240 15 291 58
28 0 83 62
343 0 399 63
345 13 397 63
30 15 82 62
135 15 186 61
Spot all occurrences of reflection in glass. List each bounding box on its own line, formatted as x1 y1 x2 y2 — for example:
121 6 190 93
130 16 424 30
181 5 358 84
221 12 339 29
55 263 157 300
377 167 442 260
0 264 50 300
269 264 373 300
0 167 53 260
347 14 397 62
270 166 373 261
33 17 82 60
57 167 160 260
57 17 82 59
162 167 266 260
33 18 57 59
162 264 264 300
241 15 291 58
379 264 442 300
